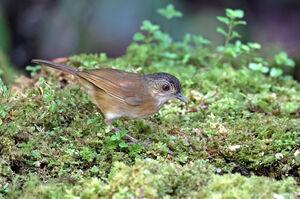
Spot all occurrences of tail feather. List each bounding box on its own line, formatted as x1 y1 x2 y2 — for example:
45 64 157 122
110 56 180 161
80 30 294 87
32 59 78 76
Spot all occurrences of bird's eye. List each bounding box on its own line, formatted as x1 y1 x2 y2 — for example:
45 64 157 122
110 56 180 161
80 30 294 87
162 84 170 91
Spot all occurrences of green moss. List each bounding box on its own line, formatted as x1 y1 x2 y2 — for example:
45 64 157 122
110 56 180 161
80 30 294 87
4 160 298 198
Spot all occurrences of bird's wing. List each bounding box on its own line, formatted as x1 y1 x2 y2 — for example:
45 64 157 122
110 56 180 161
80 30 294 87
77 68 144 104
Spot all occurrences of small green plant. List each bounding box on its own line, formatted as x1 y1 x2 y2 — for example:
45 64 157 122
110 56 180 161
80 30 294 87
157 4 183 20
110 130 129 148
215 9 295 77
26 65 41 77
270 51 295 77
216 9 247 62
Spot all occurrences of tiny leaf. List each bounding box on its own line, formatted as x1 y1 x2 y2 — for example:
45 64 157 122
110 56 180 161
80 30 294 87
119 141 128 148
216 27 228 36
133 32 145 41
232 31 241 38
270 68 283 77
217 16 230 24
234 20 247 26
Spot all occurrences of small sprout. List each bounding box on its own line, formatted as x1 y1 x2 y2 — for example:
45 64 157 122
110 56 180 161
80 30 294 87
216 9 247 63
274 51 295 67
26 65 41 77
157 4 183 20
225 8 244 19
109 130 129 149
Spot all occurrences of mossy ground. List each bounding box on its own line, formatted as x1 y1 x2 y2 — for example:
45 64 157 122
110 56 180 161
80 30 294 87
0 51 299 198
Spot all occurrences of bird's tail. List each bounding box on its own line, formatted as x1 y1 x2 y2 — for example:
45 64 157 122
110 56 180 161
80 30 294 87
32 59 78 76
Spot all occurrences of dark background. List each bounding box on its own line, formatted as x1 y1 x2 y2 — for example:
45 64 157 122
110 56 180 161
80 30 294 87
1 0 300 81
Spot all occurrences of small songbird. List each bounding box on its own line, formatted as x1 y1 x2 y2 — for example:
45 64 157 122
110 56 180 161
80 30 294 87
32 59 188 142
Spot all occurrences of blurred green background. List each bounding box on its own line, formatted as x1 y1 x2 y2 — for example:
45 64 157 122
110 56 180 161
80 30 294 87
0 0 300 84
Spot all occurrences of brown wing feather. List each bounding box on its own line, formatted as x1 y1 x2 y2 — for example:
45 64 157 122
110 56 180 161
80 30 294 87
77 68 145 102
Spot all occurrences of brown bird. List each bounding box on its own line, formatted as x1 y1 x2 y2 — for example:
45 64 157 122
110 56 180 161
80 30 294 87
32 59 188 143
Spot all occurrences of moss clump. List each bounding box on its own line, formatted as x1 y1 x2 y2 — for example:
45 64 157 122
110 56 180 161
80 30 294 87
1 5 300 198
5 160 298 198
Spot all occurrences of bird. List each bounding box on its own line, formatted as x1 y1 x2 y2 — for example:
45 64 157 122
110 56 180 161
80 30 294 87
32 59 188 143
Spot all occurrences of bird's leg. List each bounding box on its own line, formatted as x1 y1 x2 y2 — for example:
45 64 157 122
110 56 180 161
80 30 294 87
112 127 139 143
104 119 139 143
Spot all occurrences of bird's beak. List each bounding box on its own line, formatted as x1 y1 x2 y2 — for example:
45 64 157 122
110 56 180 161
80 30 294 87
176 93 188 104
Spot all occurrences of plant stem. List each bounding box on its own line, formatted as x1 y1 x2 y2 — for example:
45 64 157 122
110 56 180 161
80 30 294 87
216 17 234 65
223 18 234 50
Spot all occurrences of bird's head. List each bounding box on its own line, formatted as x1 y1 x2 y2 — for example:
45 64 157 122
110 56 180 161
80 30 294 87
146 73 188 105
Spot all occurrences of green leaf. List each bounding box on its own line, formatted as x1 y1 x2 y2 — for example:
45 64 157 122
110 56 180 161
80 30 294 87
153 31 171 42
119 141 128 148
270 68 283 77
140 20 160 33
248 42 261 49
32 151 41 158
274 51 287 65
285 59 295 67
261 66 269 73
121 130 128 137
274 51 295 67
226 9 244 18
182 54 191 64
193 35 211 45
157 4 183 20
26 65 41 72
216 27 228 36
133 33 145 41
234 20 247 26
161 52 177 59
232 31 241 38
233 10 244 18
225 9 235 18
116 132 121 140
87 119 94 125
100 53 107 62
241 44 250 52
38 77 45 84
110 135 118 141
49 101 57 113
217 16 230 24
216 46 225 52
